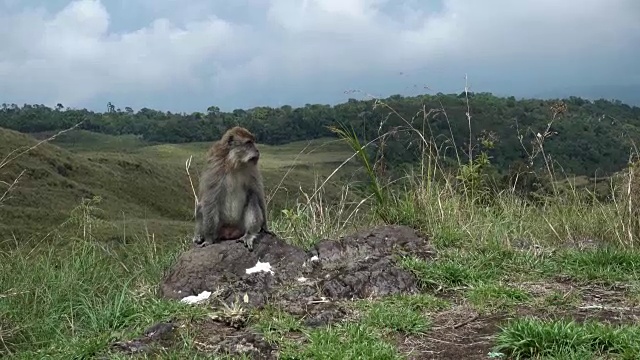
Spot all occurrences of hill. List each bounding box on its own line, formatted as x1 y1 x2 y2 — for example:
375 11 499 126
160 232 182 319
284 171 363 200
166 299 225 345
2 93 640 179
0 128 359 243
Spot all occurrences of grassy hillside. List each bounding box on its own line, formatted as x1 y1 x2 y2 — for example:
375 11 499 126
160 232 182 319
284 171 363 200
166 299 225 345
0 129 359 244
2 100 640 358
36 130 152 152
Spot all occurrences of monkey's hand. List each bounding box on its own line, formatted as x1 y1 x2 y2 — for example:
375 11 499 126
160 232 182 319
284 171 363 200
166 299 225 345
238 233 258 251
192 234 206 245
194 235 216 248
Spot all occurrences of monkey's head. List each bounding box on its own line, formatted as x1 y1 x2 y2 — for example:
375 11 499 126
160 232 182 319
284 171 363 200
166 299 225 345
221 126 260 169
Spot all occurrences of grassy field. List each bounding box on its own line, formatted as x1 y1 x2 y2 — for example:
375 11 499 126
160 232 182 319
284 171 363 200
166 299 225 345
1 110 640 359
0 129 360 244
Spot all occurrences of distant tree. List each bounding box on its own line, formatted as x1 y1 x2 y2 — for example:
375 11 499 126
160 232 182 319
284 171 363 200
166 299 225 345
0 93 638 178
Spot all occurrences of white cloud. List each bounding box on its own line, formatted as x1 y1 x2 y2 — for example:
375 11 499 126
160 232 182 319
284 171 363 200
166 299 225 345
0 0 237 106
0 0 638 110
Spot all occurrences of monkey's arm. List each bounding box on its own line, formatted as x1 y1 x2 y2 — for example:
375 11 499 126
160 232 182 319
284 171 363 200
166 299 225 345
192 202 205 243
257 184 275 236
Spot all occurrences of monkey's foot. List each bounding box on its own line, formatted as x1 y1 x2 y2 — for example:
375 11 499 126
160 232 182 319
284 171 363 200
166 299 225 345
238 233 258 251
261 228 277 237
194 235 216 248
192 233 205 244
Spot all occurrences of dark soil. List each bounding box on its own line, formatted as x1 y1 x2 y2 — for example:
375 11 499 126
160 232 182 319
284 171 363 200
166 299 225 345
109 322 179 356
397 307 505 360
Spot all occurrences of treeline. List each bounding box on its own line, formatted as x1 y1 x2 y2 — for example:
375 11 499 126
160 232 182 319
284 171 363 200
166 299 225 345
1 93 639 177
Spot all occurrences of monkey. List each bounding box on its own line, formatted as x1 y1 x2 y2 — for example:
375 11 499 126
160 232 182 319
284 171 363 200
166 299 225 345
193 201 244 240
192 126 271 250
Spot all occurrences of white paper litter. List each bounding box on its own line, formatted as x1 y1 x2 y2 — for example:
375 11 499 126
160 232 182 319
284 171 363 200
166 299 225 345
180 290 211 304
245 260 274 275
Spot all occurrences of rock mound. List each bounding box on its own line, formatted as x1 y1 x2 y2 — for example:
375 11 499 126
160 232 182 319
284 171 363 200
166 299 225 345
160 225 436 308
113 225 435 358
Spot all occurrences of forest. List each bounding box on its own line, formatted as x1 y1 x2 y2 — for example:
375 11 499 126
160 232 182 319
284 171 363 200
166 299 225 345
2 92 639 179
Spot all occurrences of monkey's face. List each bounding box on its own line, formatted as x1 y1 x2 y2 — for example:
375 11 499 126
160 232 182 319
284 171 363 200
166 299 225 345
227 136 260 168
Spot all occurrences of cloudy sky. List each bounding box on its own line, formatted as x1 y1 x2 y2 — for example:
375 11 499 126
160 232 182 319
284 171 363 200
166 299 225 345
0 0 638 112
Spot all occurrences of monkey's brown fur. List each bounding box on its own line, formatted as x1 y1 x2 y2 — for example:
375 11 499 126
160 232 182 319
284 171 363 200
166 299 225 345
193 126 270 250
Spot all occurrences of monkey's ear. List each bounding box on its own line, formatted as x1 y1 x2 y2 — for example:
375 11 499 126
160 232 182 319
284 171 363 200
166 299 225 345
227 135 234 144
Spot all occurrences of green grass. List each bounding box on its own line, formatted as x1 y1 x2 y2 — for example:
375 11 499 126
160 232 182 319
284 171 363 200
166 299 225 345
282 323 401 360
493 318 640 359
401 245 640 293
0 226 204 358
3 95 640 358
557 247 640 284
280 323 403 360
356 294 448 334
467 283 532 312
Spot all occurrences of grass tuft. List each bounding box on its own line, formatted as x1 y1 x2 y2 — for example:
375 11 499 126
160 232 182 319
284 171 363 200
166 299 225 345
493 317 640 359
280 323 403 360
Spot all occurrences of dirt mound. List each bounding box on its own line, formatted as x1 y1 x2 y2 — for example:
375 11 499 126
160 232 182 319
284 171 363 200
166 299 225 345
160 225 435 306
131 225 435 358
